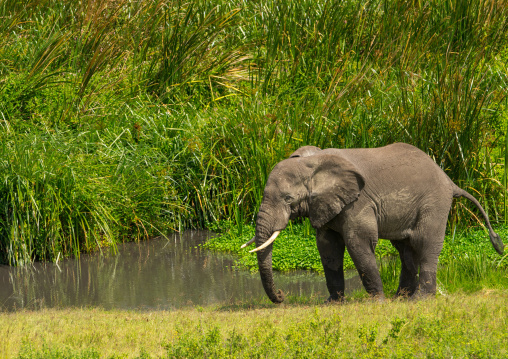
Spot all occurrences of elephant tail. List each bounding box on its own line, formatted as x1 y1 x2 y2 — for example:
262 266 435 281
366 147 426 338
453 186 505 255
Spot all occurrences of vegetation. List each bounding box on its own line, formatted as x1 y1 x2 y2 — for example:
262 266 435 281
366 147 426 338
1 292 507 358
1 2 507 357
1 0 508 265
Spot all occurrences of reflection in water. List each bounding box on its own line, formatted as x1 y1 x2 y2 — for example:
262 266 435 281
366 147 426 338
0 231 362 311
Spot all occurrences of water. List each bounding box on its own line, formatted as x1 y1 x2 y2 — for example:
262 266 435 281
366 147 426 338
0 231 362 311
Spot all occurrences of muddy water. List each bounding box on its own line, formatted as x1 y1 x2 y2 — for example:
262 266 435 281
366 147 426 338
0 231 362 311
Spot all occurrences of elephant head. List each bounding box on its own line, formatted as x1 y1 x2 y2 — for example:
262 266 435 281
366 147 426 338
289 145 322 158
243 148 365 303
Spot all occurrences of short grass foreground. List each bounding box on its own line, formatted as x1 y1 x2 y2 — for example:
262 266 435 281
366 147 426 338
1 292 507 358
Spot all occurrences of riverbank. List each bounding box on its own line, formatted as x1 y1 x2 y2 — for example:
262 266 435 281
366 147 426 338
1 291 507 358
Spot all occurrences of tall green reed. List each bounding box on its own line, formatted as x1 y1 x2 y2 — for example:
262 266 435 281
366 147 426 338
136 1 243 102
1 0 508 264
437 252 508 293
0 134 115 265
0 100 194 265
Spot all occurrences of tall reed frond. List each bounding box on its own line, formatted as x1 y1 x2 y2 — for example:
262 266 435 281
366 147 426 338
1 0 508 264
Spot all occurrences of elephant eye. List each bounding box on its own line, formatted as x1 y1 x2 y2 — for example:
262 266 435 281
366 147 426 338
284 195 294 203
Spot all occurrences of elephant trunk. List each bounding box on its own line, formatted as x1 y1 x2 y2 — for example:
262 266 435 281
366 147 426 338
255 213 285 304
256 243 284 303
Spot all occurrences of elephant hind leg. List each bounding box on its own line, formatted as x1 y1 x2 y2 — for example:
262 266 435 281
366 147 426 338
415 245 442 296
390 240 418 297
411 212 447 297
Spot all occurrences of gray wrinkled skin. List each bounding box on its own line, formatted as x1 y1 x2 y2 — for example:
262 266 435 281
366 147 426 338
254 143 505 303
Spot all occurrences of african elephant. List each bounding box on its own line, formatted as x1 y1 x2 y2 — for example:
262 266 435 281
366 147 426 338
241 143 505 303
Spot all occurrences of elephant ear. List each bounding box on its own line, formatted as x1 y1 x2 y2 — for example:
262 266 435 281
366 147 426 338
307 153 365 228
289 146 321 158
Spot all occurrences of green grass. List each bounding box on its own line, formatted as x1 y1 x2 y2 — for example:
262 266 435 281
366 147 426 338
1 292 507 358
1 0 508 264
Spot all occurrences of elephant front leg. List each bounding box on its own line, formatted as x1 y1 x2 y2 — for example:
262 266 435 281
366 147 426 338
334 207 384 298
316 228 346 302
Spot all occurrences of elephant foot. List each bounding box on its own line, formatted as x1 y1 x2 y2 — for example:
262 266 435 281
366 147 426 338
413 270 437 298
369 293 385 303
395 287 416 298
324 296 342 304
324 293 344 304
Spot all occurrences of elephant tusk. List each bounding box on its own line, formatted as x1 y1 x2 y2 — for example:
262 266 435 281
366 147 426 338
249 231 280 253
240 236 256 249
